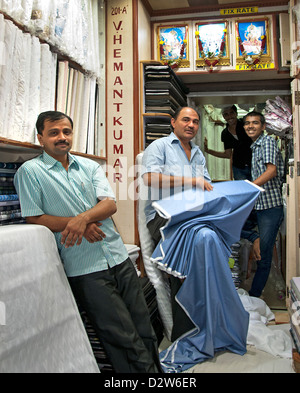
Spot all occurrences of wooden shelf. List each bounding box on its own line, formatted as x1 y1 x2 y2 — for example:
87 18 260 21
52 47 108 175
0 138 107 162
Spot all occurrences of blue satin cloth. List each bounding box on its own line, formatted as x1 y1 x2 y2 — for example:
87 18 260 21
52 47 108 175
151 180 261 373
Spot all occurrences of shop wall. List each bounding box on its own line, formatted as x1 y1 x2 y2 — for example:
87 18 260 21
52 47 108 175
138 0 152 61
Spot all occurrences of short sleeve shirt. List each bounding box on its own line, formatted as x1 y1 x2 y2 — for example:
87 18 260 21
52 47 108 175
251 134 284 210
221 120 252 169
14 152 128 277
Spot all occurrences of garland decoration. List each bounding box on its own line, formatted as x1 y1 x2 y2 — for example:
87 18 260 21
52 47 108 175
159 39 187 70
195 29 227 72
236 27 267 70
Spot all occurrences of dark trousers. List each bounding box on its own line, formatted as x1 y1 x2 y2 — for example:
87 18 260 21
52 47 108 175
147 214 195 342
249 206 284 298
68 259 161 373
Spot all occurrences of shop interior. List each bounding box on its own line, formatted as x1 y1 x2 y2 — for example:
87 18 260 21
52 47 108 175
0 0 299 374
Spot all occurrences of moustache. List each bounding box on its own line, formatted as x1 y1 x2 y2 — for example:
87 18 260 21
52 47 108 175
55 141 70 146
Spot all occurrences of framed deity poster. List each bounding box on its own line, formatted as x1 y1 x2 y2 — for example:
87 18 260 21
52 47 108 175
235 18 272 67
195 21 230 68
157 25 190 68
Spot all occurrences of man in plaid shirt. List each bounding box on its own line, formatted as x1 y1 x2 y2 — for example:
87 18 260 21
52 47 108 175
243 111 284 298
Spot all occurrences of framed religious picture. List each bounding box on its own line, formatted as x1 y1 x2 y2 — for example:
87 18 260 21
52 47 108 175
195 21 230 69
235 18 272 69
157 24 190 69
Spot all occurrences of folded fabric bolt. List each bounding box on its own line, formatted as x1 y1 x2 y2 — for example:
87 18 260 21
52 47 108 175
151 180 262 373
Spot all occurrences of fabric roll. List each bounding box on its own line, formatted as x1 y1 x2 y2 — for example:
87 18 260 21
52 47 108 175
76 76 91 154
66 67 74 116
20 32 32 141
0 13 5 79
12 33 31 141
4 28 23 139
151 180 262 372
51 52 58 110
0 20 17 138
56 60 69 113
72 71 85 152
87 77 97 155
26 35 40 144
40 43 53 113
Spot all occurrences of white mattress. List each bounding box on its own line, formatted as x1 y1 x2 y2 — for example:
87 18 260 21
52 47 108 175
0 224 99 373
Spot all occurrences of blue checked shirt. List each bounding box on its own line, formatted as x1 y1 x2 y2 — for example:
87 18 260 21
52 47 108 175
251 134 284 210
142 132 211 224
14 152 128 277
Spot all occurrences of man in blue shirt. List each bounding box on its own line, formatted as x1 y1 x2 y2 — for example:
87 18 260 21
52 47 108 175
14 111 161 373
142 106 213 245
243 111 284 298
142 106 213 341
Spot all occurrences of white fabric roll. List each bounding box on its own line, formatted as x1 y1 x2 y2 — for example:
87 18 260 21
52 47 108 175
0 20 17 138
26 35 40 144
12 33 31 141
0 224 100 373
40 43 53 113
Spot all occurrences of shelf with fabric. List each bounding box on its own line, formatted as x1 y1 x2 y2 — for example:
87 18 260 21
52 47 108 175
0 6 106 161
139 61 189 150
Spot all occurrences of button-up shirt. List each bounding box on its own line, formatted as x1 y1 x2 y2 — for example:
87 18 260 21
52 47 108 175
141 132 211 224
14 152 128 277
251 134 284 210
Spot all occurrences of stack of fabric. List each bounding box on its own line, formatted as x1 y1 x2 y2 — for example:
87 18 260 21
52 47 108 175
144 119 172 148
264 96 293 139
140 277 164 346
290 277 300 354
144 64 188 117
0 162 25 226
229 242 242 289
0 14 57 143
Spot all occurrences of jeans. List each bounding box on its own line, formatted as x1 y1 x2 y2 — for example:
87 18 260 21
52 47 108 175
249 205 284 298
233 165 252 181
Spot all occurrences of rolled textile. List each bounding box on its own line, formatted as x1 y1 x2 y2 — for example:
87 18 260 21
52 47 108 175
152 180 262 372
0 20 17 138
4 29 23 140
26 35 40 144
40 43 55 113
12 33 31 142
0 13 5 80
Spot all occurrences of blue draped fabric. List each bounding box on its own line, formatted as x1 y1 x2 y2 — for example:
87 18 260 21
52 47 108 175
151 180 261 372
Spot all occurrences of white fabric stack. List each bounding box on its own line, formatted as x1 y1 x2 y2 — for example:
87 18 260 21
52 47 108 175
0 15 57 143
0 0 102 77
0 224 100 373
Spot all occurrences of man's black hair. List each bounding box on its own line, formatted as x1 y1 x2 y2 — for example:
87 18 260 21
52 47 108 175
36 111 73 135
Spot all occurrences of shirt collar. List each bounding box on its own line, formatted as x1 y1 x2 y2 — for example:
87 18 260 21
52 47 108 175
251 133 264 148
170 132 197 149
42 151 78 169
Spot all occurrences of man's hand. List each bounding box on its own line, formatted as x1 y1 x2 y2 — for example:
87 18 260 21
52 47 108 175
84 222 106 243
61 215 90 248
193 177 214 191
253 238 261 261
204 137 209 153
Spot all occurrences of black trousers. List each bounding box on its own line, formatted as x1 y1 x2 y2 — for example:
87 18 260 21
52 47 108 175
68 258 161 373
147 214 195 342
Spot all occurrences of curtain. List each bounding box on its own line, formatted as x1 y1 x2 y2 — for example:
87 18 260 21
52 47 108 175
194 105 231 181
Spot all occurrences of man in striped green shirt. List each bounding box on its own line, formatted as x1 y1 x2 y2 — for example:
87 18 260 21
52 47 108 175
14 111 161 373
